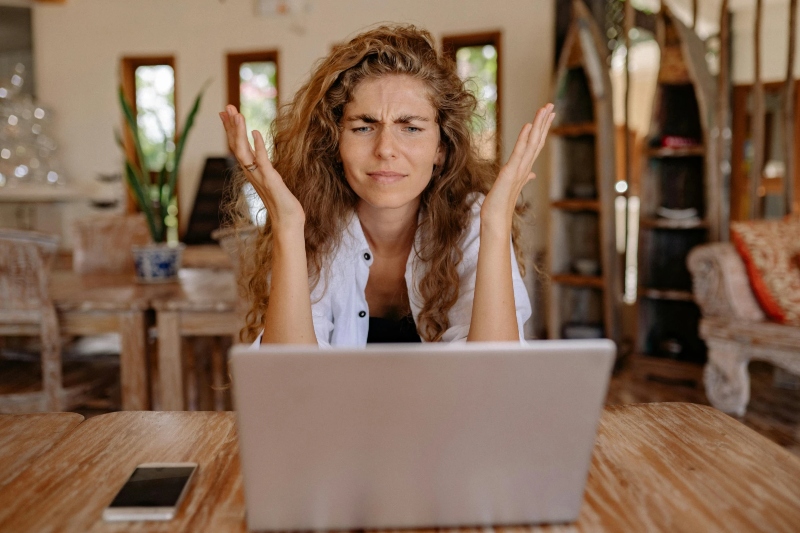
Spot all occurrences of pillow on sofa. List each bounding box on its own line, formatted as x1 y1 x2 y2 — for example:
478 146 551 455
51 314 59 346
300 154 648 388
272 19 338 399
730 218 800 326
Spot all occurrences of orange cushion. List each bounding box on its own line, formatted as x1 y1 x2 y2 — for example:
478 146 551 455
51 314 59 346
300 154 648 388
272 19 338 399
730 218 800 326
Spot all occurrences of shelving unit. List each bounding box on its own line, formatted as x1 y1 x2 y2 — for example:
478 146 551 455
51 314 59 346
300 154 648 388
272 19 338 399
547 0 620 344
632 6 719 379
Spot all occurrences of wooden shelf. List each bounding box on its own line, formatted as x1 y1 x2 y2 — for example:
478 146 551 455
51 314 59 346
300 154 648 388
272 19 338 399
646 146 705 158
639 288 695 302
547 0 620 344
551 273 604 288
640 217 709 230
550 122 596 137
550 199 600 211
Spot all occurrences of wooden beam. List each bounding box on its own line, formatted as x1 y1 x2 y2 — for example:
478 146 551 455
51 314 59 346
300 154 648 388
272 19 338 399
750 0 765 219
718 0 730 238
784 0 797 215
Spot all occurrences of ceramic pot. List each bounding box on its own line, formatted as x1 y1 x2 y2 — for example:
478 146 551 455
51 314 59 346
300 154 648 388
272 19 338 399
131 243 185 283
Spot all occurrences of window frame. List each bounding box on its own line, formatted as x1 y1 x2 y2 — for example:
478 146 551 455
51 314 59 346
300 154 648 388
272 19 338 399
442 31 502 163
120 55 178 215
225 50 280 138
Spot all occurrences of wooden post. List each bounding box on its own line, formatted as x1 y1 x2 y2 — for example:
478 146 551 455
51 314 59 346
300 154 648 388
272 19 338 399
718 0 730 239
784 0 797 215
691 0 698 30
750 0 765 219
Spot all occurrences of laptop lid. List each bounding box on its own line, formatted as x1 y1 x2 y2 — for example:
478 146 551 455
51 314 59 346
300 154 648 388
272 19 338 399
230 340 615 531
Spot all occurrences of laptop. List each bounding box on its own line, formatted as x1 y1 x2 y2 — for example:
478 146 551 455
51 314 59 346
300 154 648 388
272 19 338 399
229 339 615 531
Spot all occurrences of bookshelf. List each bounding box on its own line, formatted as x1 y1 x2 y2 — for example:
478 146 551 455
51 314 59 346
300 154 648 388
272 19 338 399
632 6 719 379
547 0 620 344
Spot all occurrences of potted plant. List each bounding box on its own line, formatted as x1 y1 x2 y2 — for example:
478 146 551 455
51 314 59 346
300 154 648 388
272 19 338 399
117 84 205 282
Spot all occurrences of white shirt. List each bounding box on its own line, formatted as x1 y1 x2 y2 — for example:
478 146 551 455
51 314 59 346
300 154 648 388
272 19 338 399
256 194 531 347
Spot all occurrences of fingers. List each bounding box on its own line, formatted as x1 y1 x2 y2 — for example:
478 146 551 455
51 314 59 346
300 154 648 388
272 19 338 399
219 105 256 168
503 104 555 181
518 103 555 173
251 130 276 177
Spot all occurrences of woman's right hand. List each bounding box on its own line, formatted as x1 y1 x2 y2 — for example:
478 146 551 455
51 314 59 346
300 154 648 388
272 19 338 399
220 105 305 231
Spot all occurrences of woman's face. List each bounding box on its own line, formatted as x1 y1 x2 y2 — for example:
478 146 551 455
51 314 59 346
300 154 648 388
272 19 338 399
339 74 444 215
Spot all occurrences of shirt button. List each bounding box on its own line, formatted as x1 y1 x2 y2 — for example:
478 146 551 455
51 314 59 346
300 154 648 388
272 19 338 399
358 311 367 318
363 252 371 261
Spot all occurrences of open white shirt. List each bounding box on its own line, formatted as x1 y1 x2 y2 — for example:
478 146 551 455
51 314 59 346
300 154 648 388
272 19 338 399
255 194 531 347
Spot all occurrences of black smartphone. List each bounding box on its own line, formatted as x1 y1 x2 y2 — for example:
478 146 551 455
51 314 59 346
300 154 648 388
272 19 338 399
102 463 198 521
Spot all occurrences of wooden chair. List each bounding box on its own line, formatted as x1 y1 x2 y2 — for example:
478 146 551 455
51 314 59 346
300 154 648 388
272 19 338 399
67 213 152 363
71 213 151 274
0 230 63 412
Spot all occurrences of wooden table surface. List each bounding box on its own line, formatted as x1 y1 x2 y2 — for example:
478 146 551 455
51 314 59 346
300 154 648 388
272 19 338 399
0 413 84 491
0 403 798 532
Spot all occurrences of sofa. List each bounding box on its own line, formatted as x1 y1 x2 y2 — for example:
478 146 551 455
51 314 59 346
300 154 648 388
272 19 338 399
687 217 800 416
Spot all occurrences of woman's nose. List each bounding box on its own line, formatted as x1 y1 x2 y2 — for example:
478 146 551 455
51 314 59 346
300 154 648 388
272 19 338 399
374 127 396 159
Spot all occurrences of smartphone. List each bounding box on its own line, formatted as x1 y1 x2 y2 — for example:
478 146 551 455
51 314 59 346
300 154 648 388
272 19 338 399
102 462 198 521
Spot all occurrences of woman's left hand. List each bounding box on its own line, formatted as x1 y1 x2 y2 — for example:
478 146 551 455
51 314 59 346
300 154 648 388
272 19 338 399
482 103 555 232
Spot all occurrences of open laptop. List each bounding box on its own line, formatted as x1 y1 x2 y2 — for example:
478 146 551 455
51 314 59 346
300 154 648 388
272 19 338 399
229 339 615 531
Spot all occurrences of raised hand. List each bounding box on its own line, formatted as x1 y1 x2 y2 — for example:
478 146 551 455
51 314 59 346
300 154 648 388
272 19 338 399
481 103 555 231
219 105 305 230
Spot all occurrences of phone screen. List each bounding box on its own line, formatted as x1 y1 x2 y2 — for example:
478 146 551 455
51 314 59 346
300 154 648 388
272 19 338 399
108 466 195 508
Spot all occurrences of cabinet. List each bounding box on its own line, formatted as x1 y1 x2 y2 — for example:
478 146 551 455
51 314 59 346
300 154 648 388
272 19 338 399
183 156 237 245
633 6 719 376
547 0 620 343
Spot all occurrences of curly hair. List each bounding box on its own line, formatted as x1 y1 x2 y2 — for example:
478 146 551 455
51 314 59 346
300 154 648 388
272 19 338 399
229 24 527 343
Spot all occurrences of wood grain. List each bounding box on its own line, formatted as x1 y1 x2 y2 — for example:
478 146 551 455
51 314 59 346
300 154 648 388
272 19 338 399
0 413 83 491
581 403 800 532
1 404 798 532
0 412 243 533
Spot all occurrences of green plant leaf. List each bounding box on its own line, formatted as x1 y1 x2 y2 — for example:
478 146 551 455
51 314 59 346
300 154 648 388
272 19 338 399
166 81 209 208
118 86 148 182
124 160 161 241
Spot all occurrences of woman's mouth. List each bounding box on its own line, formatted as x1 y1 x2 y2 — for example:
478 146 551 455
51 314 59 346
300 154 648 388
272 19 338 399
367 171 406 184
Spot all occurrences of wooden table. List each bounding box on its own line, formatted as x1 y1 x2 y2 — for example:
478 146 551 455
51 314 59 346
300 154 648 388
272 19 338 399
152 268 239 411
50 268 237 411
0 413 83 491
0 403 798 532
50 271 168 410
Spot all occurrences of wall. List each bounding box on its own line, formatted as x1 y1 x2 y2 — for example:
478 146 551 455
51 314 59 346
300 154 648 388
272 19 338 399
731 0 800 84
31 0 555 252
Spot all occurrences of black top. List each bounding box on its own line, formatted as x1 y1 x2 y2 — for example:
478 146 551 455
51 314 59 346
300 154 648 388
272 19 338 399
367 314 422 344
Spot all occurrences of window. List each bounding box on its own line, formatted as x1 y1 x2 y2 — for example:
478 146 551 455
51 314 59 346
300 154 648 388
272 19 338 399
226 51 279 147
121 56 179 240
443 32 502 162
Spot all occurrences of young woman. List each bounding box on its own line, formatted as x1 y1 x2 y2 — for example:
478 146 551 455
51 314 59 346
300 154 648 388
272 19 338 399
220 24 554 346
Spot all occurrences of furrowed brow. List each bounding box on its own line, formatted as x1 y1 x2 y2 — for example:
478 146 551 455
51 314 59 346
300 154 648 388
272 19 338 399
395 115 431 124
345 114 379 123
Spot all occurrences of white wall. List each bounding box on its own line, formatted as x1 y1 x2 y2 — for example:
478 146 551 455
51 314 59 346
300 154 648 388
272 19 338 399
731 0 800 84
31 0 555 251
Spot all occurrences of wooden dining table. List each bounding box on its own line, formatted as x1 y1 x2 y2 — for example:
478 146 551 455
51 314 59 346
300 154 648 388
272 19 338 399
0 403 798 532
49 267 238 411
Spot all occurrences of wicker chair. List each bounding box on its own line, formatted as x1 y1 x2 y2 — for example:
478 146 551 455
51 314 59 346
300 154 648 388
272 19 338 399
72 213 151 274
0 229 64 412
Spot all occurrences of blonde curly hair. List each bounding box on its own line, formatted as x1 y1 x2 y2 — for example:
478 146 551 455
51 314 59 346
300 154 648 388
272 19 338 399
229 24 526 342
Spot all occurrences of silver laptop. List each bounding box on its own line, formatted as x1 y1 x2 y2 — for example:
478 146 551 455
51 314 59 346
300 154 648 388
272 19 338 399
230 340 615 531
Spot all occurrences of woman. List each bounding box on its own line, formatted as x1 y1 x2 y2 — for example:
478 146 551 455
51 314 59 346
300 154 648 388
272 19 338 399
221 24 554 346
